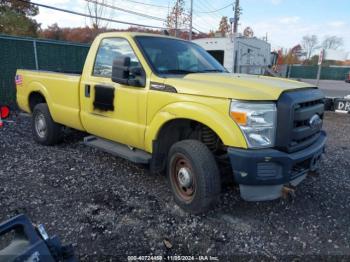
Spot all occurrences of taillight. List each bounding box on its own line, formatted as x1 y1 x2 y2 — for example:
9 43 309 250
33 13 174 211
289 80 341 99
0 105 10 119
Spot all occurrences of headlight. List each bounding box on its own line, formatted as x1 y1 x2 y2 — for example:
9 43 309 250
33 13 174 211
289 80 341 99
230 101 277 148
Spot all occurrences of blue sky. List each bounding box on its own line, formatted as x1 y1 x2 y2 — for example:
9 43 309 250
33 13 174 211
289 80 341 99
34 0 350 52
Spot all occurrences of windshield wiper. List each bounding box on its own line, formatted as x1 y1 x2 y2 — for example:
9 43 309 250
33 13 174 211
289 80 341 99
160 69 226 75
197 69 225 73
160 69 196 75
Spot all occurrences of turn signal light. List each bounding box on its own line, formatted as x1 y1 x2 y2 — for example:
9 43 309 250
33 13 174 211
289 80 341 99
230 111 247 125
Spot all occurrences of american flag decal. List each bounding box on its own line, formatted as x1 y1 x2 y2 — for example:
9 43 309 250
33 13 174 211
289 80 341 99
15 75 23 85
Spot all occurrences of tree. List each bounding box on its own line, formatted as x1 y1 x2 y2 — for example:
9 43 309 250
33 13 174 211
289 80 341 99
217 16 230 37
86 0 109 33
0 0 40 37
41 23 64 40
166 0 190 37
282 46 301 65
1 0 38 16
303 55 319 65
301 35 319 60
322 35 343 50
208 30 215 38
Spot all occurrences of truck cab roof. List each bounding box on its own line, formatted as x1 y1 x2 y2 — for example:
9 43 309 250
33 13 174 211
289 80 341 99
95 31 179 40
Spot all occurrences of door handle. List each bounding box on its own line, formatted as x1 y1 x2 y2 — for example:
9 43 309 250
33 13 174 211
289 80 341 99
85 84 91 97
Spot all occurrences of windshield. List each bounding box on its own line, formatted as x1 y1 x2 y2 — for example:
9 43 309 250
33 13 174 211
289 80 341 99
135 36 227 75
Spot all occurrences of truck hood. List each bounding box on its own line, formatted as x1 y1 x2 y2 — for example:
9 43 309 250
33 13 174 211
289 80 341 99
164 73 315 100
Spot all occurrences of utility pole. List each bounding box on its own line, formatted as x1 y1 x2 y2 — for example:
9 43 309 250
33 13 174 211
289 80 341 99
175 0 179 37
316 49 324 87
233 0 240 34
189 0 193 41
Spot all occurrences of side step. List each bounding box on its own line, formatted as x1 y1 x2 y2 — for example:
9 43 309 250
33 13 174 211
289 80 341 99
83 136 151 164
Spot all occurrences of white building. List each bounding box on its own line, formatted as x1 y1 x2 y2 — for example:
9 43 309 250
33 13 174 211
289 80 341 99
193 35 271 74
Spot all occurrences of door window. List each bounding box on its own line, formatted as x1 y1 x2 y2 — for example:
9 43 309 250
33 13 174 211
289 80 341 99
93 38 141 77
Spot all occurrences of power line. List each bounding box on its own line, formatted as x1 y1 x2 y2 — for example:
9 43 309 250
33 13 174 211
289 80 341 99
196 0 222 15
195 3 233 14
192 10 221 27
116 0 170 9
202 0 222 10
193 0 223 20
192 25 204 34
192 1 235 33
191 20 208 31
18 0 168 29
85 0 166 22
19 0 205 35
91 0 204 34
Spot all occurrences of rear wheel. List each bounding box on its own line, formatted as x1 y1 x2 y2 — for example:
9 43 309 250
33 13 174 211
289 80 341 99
167 140 221 214
32 103 62 145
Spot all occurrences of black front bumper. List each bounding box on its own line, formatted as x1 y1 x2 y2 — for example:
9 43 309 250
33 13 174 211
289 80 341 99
228 131 327 186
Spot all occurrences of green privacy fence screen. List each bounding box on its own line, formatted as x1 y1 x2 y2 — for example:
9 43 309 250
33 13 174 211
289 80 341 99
289 65 350 80
1 34 350 105
0 34 90 106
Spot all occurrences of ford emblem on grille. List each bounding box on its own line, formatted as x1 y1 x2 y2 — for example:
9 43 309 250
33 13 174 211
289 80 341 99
309 114 322 130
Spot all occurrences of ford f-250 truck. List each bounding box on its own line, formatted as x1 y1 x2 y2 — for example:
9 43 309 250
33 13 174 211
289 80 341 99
16 32 327 213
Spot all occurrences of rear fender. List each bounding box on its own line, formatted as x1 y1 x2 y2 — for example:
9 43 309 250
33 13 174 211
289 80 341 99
26 81 51 113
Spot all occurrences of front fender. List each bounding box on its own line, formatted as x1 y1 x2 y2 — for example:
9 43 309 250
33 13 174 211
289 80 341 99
145 102 247 152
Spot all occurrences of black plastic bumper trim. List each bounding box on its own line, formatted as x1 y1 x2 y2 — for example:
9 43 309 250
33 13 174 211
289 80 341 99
227 131 327 185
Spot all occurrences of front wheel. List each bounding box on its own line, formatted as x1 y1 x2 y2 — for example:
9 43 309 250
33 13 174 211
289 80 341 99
167 140 221 214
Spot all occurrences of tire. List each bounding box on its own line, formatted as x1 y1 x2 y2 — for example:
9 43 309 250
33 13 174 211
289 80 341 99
167 140 221 214
32 103 62 146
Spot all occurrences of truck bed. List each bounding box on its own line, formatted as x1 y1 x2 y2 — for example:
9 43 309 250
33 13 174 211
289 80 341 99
16 69 84 131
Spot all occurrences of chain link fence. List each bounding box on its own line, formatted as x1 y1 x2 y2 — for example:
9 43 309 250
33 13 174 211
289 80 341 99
0 34 90 106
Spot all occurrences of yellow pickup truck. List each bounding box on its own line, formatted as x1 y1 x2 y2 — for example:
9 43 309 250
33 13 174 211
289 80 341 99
16 32 327 213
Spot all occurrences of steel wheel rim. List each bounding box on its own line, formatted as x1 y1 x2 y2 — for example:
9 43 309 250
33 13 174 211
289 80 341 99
170 153 196 202
35 113 47 138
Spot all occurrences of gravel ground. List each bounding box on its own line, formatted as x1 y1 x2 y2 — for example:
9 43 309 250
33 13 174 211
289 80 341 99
0 112 349 261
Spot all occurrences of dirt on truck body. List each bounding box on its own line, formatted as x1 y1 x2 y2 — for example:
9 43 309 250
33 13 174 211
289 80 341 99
16 32 327 213
0 112 349 260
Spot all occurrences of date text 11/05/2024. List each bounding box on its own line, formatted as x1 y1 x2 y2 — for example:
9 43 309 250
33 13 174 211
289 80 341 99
127 255 219 261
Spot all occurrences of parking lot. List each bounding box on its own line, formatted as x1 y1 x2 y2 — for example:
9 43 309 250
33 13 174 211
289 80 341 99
300 79 350 98
0 111 349 260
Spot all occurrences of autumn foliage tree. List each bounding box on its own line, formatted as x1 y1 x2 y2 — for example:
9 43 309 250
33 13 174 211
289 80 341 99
217 16 230 37
282 45 302 65
0 0 40 37
166 0 190 37
40 24 97 43
41 25 169 43
40 23 213 43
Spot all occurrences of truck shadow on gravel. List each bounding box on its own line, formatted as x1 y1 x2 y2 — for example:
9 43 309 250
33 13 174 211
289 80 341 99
1 112 349 258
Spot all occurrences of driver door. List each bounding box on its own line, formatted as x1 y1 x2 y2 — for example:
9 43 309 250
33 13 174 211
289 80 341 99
80 37 148 149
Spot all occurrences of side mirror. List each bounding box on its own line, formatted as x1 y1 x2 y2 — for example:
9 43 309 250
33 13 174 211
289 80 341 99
112 56 131 85
111 56 145 87
0 105 10 119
